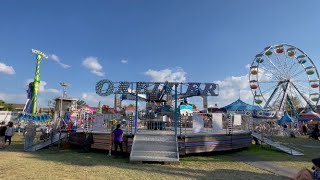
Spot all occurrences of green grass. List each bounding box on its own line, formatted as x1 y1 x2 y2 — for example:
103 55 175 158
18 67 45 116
234 136 320 168
0 134 288 180
4 134 319 180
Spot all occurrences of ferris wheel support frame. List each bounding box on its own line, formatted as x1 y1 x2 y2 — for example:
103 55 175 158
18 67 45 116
291 83 316 112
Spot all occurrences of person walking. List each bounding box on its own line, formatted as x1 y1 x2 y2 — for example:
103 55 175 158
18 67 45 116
112 124 124 156
5 122 15 145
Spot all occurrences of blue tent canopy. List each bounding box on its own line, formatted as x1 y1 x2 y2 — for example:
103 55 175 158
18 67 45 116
278 112 297 124
223 99 262 111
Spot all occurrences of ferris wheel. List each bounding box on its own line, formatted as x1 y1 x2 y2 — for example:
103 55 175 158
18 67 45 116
249 44 320 116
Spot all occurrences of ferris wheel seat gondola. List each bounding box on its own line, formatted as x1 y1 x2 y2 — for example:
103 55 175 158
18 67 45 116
251 70 257 75
311 84 319 88
276 48 284 54
305 66 315 75
287 47 295 51
297 55 306 59
256 58 264 63
250 85 258 89
255 99 262 104
265 51 273 56
310 93 319 102
298 59 306 64
306 70 315 75
288 51 295 57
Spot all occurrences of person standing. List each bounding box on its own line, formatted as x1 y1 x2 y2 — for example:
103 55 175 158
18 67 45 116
302 124 308 135
0 121 7 149
5 122 15 145
112 124 124 156
23 120 36 151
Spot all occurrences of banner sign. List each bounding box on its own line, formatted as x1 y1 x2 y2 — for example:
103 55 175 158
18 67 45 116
95 79 218 97
212 113 223 130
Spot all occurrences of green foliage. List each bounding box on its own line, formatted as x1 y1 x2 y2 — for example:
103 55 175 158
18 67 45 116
0 100 15 111
5 104 15 111
76 100 87 107
0 99 5 106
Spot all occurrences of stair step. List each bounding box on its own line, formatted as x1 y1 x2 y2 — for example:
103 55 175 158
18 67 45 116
131 151 177 158
130 134 179 162
130 156 179 162
135 135 175 141
134 140 175 146
133 144 177 151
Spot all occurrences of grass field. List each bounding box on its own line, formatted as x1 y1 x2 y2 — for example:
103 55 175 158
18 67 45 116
0 134 319 180
236 136 320 168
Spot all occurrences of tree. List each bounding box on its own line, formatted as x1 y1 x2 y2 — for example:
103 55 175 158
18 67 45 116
4 104 15 111
0 100 5 106
0 100 15 111
77 100 88 107
285 96 302 116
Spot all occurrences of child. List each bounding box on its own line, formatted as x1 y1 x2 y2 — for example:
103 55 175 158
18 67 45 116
112 124 124 156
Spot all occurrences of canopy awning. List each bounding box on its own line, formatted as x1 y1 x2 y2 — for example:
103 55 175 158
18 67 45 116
299 111 320 121
278 112 297 124
223 99 262 111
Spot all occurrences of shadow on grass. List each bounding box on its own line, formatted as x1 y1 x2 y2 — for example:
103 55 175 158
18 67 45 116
19 149 286 180
1 135 319 179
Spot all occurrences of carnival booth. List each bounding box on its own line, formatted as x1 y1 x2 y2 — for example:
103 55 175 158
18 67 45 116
222 99 262 129
299 111 320 122
299 111 320 130
71 107 96 131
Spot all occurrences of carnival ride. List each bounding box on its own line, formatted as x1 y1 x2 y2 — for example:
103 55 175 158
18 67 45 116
249 44 320 118
18 50 70 152
248 44 320 154
19 49 50 122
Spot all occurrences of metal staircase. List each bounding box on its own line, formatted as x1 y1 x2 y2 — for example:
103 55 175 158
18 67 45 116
252 132 304 156
130 133 179 163
25 133 67 152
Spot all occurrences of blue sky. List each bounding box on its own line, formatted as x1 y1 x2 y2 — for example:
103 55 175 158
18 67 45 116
1 0 320 108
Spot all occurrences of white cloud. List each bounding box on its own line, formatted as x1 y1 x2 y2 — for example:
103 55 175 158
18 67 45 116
26 79 60 94
49 54 71 69
121 59 128 64
0 62 15 75
145 68 186 82
81 92 114 106
0 93 26 104
209 64 278 107
215 75 249 90
82 57 105 77
209 67 254 107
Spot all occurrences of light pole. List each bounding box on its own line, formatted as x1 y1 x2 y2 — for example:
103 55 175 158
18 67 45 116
60 82 69 98
59 82 69 119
